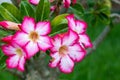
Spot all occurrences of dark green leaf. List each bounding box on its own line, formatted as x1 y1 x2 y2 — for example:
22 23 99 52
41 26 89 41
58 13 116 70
69 3 84 19
0 3 22 22
36 0 50 21
20 1 35 18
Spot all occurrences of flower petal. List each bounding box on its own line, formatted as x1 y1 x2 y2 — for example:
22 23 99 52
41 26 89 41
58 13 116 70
68 44 86 62
13 31 29 46
17 56 26 71
29 0 40 5
62 30 78 46
75 20 87 34
1 45 16 56
1 35 13 43
35 22 51 35
59 55 74 73
63 0 71 8
6 55 19 68
66 14 76 30
79 34 93 48
50 35 62 52
21 17 35 33
38 36 52 51
49 52 61 68
25 42 39 59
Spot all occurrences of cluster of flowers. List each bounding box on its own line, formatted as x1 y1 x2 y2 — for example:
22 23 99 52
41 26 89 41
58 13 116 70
0 14 92 73
29 0 76 10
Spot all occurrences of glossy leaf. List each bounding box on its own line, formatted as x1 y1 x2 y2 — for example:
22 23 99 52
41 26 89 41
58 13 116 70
0 3 22 22
50 14 68 36
20 1 35 18
36 0 50 21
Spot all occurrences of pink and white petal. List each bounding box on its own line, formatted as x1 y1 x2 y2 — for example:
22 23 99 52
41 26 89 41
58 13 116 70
13 31 29 46
66 14 76 30
25 42 39 59
29 0 40 5
17 56 26 71
79 34 93 48
75 20 87 34
59 55 74 73
35 22 51 35
0 21 20 30
50 35 62 52
6 55 19 68
68 44 83 52
1 45 16 56
21 17 35 33
63 0 71 8
49 52 61 68
68 44 86 62
62 30 78 46
69 51 85 62
38 36 53 51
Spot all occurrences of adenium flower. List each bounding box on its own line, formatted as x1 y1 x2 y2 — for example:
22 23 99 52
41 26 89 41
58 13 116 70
13 16 53 59
63 0 77 8
66 14 93 48
49 30 85 73
0 21 20 30
1 36 27 71
29 0 54 5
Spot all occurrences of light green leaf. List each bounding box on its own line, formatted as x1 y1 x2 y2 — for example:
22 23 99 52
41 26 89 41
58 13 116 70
0 3 22 22
20 1 35 18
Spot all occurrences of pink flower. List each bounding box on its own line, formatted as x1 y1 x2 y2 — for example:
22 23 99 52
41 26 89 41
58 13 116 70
1 35 13 44
29 0 40 5
66 14 93 48
50 5 56 11
0 21 20 30
29 0 54 5
13 17 53 59
49 30 85 73
63 0 76 8
1 42 27 71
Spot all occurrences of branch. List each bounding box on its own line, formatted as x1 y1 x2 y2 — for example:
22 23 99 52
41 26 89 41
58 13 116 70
112 0 120 5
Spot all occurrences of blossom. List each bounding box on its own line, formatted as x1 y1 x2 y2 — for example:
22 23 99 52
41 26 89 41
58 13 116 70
13 17 52 59
1 39 27 71
63 0 76 8
29 0 40 5
29 0 54 5
0 21 20 30
49 30 85 73
66 14 93 48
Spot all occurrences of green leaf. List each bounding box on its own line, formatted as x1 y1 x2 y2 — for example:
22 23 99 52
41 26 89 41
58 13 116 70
69 3 84 19
36 0 50 21
50 14 68 36
0 3 22 23
20 1 35 18
0 50 7 71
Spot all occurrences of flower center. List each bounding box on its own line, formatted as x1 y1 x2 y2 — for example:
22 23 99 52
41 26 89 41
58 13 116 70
29 31 39 42
59 45 68 56
16 48 23 57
